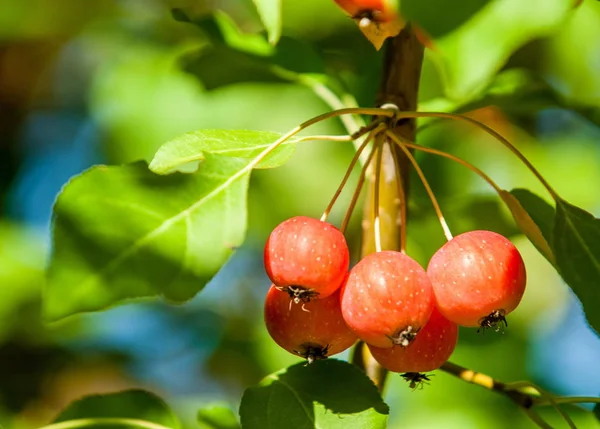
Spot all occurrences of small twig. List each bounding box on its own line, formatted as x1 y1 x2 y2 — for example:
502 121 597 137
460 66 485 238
321 124 386 222
340 138 381 233
390 110 561 201
440 362 582 429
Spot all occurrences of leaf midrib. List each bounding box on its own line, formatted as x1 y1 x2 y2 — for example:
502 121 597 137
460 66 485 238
267 375 322 429
70 162 251 297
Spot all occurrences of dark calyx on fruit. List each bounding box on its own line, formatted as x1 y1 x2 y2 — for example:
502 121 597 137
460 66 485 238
278 285 320 304
294 342 330 364
401 372 433 390
477 309 508 333
389 325 419 347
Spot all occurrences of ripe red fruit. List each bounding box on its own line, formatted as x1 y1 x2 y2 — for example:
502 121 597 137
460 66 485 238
427 230 527 329
264 285 357 362
368 307 458 373
333 0 398 22
340 251 435 348
264 216 349 303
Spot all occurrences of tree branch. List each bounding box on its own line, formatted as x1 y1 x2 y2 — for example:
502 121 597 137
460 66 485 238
352 25 425 391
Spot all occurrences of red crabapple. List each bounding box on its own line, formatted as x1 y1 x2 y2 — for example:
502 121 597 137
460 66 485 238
368 307 458 373
340 251 434 348
427 230 527 330
264 285 357 363
264 216 349 303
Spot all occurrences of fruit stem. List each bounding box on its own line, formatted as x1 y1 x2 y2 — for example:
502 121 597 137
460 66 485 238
232 108 396 184
390 111 561 201
387 130 454 241
321 124 386 223
373 139 385 252
390 142 408 252
340 138 381 233
295 135 354 143
395 137 504 193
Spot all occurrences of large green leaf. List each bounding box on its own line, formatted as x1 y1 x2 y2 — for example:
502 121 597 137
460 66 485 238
553 199 600 334
46 155 250 321
239 359 389 429
252 0 282 44
500 188 556 265
53 389 179 429
149 130 297 175
426 0 573 100
198 403 241 429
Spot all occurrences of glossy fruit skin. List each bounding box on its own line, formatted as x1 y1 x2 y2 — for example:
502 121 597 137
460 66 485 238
264 216 349 300
333 0 397 22
368 307 458 373
340 251 435 348
427 230 527 328
264 285 357 360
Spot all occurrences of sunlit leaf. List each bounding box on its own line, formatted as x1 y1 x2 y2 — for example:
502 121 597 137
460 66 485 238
500 189 556 265
46 156 250 321
252 0 282 44
553 199 600 334
54 389 179 429
149 130 297 175
426 0 573 100
239 359 389 429
198 403 240 429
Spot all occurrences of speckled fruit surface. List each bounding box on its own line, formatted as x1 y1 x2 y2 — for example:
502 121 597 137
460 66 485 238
264 285 357 360
368 307 458 373
427 230 527 328
264 216 349 300
340 251 434 348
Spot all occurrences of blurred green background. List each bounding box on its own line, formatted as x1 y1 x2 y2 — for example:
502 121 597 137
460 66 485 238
1 0 599 427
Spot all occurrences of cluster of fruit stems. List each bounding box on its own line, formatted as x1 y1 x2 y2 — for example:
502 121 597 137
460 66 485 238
239 106 599 428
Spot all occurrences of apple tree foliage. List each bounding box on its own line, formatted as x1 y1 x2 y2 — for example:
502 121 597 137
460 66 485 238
38 0 600 428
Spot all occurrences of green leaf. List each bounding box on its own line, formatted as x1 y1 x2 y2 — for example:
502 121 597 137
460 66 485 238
198 403 241 429
500 189 556 265
252 0 281 44
428 0 573 100
553 199 600 335
239 359 389 429
53 389 179 429
594 403 599 422
401 0 492 38
457 69 600 129
149 130 297 175
46 156 250 321
182 36 325 91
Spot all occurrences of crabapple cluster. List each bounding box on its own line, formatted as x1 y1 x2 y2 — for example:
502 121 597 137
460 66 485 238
263 216 527 377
